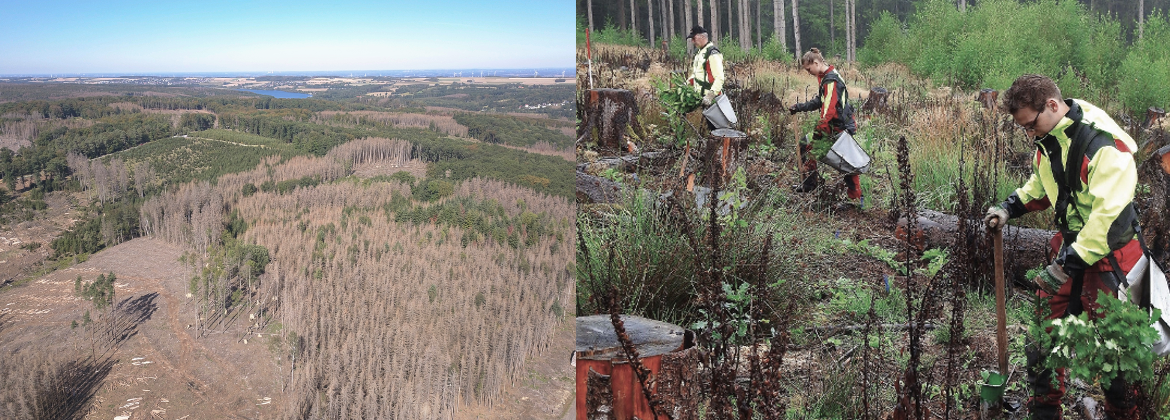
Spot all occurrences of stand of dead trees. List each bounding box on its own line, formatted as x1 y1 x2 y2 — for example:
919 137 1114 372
142 137 574 419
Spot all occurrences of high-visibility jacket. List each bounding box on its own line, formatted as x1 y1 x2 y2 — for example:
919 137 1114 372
1000 99 1139 268
687 43 724 95
791 66 854 135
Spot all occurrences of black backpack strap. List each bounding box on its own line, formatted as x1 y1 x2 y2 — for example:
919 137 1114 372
1105 253 1123 292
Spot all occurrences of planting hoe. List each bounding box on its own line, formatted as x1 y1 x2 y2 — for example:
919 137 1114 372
993 225 1009 402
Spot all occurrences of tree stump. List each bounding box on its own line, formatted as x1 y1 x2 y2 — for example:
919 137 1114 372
703 128 749 186
862 87 889 113
978 88 999 110
1146 106 1167 128
578 88 643 150
1158 145 1170 176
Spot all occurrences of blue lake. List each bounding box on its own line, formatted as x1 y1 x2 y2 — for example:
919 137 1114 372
236 89 311 99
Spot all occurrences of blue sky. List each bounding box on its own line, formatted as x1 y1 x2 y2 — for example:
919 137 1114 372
0 0 572 74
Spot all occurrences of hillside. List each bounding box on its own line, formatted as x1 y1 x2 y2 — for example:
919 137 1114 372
0 82 576 419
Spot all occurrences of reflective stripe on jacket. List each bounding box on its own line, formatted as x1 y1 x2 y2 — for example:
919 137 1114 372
1002 99 1138 266
792 66 849 135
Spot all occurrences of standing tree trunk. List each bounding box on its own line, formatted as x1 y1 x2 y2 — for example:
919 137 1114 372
774 0 787 57
958 0 966 13
648 0 656 44
619 0 628 31
710 0 719 43
1140 0 1145 40
846 0 854 62
791 0 801 60
667 0 674 43
667 0 676 42
740 0 749 50
830 0 835 50
587 0 595 32
631 0 638 38
697 0 704 31
733 0 740 49
851 0 857 62
684 0 693 53
755 0 761 53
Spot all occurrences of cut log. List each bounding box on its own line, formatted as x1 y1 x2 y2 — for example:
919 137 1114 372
576 171 623 204
578 88 643 150
897 209 1055 286
862 87 889 113
977 88 999 110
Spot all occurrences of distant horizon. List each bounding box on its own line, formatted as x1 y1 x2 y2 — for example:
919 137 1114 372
0 1 571 74
0 68 578 78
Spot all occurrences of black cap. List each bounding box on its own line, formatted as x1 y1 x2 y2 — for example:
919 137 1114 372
686 25 707 39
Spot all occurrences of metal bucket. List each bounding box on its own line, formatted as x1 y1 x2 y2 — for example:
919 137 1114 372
823 131 871 174
701 94 737 129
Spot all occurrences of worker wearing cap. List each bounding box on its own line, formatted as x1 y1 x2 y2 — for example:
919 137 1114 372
686 26 724 107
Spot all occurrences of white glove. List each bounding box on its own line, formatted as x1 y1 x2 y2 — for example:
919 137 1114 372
702 92 715 106
983 206 1009 229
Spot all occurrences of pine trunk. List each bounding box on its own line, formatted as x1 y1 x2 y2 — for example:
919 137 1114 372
684 0 693 53
791 0 801 60
1140 0 1145 40
587 0 594 32
710 0 719 43
649 0 656 44
755 0 761 52
740 0 749 50
830 0 835 50
774 0 786 53
619 0 627 30
697 0 704 31
631 0 638 36
667 0 676 41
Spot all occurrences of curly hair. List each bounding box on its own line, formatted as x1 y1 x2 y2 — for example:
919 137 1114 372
1001 74 1062 114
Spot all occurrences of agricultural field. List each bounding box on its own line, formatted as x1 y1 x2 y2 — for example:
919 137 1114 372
575 4 1170 417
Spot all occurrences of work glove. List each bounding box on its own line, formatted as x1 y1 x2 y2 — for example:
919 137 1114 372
1054 245 1088 284
1035 262 1069 294
788 105 799 115
983 206 1009 229
702 91 715 106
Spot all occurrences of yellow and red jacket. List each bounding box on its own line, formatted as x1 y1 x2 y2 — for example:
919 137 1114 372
791 66 853 135
1000 99 1139 268
687 43 724 95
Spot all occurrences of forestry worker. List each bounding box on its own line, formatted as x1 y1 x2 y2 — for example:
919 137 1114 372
984 74 1143 420
686 25 724 107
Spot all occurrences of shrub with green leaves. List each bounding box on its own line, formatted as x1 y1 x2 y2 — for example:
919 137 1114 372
1035 293 1160 388
651 73 702 146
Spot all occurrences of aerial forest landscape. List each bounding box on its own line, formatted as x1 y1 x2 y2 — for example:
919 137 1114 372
0 2 575 419
576 0 1170 419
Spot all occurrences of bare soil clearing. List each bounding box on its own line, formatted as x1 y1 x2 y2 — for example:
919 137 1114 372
0 237 283 419
0 190 79 286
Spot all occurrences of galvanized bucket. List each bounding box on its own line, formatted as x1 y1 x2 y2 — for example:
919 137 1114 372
823 131 871 174
702 94 737 129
